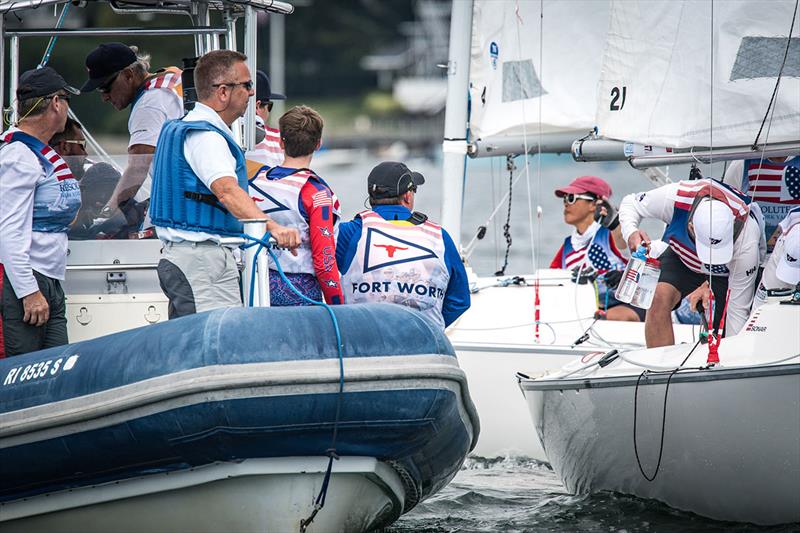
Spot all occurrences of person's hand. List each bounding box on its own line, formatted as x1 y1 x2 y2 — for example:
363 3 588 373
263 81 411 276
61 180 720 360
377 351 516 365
571 265 597 285
688 281 711 314
595 199 619 229
267 220 301 256
603 269 623 290
627 229 651 252
22 291 49 326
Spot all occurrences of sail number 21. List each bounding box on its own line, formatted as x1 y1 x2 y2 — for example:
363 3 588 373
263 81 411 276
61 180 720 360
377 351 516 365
610 86 627 111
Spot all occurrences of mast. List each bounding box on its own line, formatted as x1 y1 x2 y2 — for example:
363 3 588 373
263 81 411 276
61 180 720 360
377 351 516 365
440 0 473 249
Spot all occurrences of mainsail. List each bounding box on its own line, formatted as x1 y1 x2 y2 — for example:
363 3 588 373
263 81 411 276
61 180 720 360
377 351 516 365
595 0 800 149
468 0 610 141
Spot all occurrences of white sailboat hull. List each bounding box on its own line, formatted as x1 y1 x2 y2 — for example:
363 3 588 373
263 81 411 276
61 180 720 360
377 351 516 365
0 458 404 533
519 301 800 525
522 365 800 525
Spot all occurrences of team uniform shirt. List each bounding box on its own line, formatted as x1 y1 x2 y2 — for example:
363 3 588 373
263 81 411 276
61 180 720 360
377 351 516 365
248 115 284 169
128 69 184 212
249 166 342 304
549 222 627 306
154 102 239 245
754 207 800 308
619 179 763 334
0 128 81 298
337 205 470 329
723 156 800 243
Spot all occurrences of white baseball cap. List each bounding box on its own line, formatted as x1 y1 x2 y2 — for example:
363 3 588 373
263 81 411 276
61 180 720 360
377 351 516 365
692 198 735 265
776 224 800 285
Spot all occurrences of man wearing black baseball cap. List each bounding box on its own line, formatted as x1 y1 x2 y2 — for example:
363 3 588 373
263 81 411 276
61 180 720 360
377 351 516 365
81 42 184 237
251 70 287 169
335 161 470 330
0 67 81 356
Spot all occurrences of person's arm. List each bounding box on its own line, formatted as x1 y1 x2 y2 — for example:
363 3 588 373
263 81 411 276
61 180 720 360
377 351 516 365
300 182 343 304
335 218 362 274
725 220 762 335
441 229 471 327
722 160 745 188
104 144 154 210
0 152 50 326
619 183 678 250
210 177 299 249
549 244 564 269
185 129 299 249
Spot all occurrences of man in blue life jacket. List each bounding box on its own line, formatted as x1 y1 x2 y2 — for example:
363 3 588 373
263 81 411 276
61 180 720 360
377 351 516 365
0 67 81 356
336 162 470 330
619 178 764 347
149 50 300 319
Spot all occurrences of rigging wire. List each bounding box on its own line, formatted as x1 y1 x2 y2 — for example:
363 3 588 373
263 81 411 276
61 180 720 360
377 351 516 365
495 156 515 276
38 1 70 68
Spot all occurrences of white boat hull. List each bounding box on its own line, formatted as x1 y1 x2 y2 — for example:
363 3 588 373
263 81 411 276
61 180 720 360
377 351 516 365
520 300 800 525
0 457 404 533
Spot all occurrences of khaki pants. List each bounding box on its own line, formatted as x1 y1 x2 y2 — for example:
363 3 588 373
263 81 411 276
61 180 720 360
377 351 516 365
157 241 241 319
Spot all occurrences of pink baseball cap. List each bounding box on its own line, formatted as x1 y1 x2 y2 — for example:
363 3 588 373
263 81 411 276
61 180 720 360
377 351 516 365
554 176 612 199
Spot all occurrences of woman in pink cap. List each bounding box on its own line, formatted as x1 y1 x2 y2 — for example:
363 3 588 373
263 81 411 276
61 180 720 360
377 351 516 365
549 176 643 321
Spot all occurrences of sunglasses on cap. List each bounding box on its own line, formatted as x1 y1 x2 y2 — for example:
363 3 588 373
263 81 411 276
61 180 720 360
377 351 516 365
563 193 596 205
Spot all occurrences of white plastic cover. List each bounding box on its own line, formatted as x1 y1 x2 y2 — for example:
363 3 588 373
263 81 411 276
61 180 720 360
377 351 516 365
468 0 610 140
596 0 800 149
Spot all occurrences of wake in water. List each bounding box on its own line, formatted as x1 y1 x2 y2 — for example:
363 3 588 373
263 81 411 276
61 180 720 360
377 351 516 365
385 456 795 533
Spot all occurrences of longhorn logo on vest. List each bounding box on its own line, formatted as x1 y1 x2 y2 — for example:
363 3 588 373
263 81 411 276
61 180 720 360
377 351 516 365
363 227 437 273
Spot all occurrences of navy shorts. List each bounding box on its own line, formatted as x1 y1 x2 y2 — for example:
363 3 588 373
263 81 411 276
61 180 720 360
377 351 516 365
659 247 728 330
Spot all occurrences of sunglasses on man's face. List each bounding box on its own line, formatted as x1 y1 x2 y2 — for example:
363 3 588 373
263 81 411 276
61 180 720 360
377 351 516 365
213 80 254 91
63 139 86 148
98 73 119 94
562 193 596 205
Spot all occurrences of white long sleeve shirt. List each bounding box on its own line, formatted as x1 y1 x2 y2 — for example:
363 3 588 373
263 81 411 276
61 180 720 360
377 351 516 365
0 129 69 298
619 183 763 335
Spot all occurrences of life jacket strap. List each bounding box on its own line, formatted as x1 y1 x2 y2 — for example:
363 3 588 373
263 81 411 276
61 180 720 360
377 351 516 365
183 191 229 214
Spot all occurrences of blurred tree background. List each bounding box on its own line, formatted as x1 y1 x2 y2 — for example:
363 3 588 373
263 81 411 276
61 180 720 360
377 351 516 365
2 0 416 136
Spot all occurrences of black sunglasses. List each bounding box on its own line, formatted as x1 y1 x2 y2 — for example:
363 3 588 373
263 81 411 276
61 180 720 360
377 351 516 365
98 73 119 94
213 80 254 91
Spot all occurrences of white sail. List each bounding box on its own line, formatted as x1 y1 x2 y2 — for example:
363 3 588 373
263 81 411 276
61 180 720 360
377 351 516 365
468 0 610 140
596 0 800 149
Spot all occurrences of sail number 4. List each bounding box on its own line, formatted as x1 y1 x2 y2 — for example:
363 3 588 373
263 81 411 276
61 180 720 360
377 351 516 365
610 86 627 111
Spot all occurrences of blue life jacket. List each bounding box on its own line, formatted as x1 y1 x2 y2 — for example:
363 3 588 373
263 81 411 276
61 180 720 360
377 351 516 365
149 119 247 236
1 130 81 233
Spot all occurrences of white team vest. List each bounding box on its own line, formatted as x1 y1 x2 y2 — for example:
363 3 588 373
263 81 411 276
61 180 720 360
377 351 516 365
341 210 450 329
249 168 339 274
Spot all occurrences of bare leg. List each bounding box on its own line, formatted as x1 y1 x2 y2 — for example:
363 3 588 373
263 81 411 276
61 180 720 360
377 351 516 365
606 305 641 322
645 282 682 348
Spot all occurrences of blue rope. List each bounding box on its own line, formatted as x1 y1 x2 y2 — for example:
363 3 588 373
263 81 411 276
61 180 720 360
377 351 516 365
240 232 344 529
39 2 71 68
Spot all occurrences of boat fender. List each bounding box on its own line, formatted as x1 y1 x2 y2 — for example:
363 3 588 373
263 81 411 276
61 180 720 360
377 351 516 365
597 349 619 368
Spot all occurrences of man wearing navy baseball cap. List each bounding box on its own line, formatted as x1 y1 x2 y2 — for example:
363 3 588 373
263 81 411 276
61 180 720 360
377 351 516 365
251 70 287 168
0 67 81 356
81 42 184 237
336 161 470 330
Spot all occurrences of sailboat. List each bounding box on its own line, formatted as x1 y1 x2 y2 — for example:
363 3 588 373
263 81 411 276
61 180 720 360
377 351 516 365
518 0 800 525
0 2 478 532
440 0 699 459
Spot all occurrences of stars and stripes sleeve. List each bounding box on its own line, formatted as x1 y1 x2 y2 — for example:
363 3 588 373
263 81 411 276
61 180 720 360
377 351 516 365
618 183 680 242
549 245 565 269
300 181 343 305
